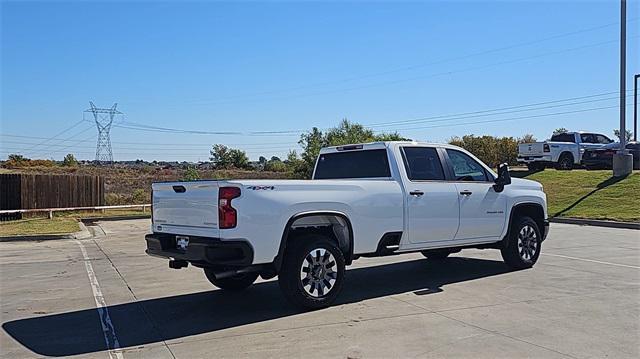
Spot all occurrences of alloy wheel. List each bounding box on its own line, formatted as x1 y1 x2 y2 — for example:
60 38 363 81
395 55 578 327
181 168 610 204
299 248 338 297
517 225 538 262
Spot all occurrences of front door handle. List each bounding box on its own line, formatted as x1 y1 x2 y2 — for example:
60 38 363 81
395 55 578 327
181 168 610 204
409 190 424 197
459 190 473 196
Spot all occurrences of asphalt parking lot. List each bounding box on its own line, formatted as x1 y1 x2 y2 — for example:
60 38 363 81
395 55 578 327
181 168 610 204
1 220 639 359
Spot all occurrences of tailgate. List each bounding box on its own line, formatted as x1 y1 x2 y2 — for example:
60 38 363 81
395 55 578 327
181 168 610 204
518 142 545 156
152 181 219 231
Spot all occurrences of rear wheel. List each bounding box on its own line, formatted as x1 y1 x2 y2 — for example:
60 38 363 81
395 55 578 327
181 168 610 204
556 153 574 170
501 216 541 270
204 269 259 291
278 234 345 310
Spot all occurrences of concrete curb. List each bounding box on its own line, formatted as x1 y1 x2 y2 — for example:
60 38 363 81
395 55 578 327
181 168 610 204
0 221 93 242
550 217 640 230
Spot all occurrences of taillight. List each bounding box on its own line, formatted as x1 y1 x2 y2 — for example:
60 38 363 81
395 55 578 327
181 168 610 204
543 144 550 152
218 186 241 229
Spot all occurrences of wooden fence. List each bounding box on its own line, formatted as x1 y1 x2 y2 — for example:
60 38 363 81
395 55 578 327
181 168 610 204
0 174 104 219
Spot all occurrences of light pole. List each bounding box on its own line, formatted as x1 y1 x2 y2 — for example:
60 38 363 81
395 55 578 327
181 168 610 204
613 0 633 176
634 74 639 142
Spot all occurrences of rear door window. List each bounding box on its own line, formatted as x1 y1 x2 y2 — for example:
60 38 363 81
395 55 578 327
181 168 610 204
401 147 445 181
580 133 596 143
314 149 391 179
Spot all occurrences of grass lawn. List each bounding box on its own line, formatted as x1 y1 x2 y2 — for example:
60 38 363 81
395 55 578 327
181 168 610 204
521 170 640 222
0 218 80 237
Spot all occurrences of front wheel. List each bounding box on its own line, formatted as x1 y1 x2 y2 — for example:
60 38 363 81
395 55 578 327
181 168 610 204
501 216 542 270
278 234 345 310
204 269 259 291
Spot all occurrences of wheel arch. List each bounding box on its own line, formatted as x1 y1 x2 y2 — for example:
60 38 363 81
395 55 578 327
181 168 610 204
559 151 575 162
274 211 354 271
504 202 546 245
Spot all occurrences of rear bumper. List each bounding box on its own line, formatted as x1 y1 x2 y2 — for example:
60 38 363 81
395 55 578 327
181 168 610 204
517 155 552 164
145 233 253 267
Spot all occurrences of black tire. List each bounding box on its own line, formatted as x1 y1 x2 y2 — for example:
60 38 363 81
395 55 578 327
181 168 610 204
421 249 453 260
501 216 542 270
204 269 259 291
278 234 345 310
556 153 574 170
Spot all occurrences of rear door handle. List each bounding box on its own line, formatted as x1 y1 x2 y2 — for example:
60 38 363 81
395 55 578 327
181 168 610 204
409 190 424 197
459 190 473 196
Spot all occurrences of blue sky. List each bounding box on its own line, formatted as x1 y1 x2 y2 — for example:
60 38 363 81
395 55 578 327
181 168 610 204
1 0 639 161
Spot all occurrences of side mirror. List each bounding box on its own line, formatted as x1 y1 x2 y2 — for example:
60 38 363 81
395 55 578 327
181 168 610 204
494 163 511 192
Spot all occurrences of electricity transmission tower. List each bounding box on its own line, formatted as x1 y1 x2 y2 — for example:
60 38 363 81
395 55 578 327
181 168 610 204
86 102 122 164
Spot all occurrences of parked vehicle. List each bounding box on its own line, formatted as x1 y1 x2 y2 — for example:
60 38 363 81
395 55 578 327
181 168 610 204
584 142 640 170
517 131 614 171
146 142 549 309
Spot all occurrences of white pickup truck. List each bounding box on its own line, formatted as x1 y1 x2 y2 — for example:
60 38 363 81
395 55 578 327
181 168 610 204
146 141 549 309
517 131 614 171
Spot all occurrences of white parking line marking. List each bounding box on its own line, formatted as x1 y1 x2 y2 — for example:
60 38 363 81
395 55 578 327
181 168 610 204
543 253 640 269
74 239 124 359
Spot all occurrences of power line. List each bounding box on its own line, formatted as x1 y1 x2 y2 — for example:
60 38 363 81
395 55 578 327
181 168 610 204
158 35 638 108
109 91 627 136
3 104 627 160
0 134 297 147
4 89 631 158
369 94 633 128
19 119 85 153
130 18 637 106
30 125 95 159
1 140 296 152
383 104 628 132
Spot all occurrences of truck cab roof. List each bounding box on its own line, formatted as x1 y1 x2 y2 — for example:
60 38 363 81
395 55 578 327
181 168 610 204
319 141 462 154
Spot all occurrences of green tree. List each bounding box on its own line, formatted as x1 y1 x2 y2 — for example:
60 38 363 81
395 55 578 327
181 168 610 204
284 150 306 177
5 154 32 167
296 119 407 178
62 153 78 167
613 129 633 142
449 134 519 167
183 166 200 181
229 148 249 169
518 133 537 144
553 128 568 136
264 159 287 172
210 144 250 169
210 144 232 168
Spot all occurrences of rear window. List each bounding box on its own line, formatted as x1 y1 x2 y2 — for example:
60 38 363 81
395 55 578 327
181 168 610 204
314 149 391 179
551 133 576 143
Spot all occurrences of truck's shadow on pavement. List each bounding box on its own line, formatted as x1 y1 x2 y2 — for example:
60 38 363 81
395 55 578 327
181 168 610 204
3 257 510 357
